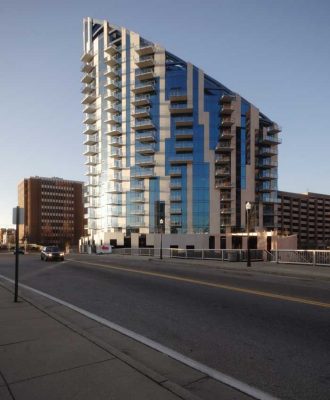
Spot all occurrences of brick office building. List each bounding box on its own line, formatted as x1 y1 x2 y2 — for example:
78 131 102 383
18 177 84 248
277 191 330 249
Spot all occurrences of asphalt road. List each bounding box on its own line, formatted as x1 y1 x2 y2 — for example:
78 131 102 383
0 253 329 400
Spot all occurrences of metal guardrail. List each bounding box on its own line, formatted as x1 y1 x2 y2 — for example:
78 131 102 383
112 248 264 261
270 250 330 266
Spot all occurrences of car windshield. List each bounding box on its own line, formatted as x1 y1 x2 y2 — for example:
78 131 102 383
46 246 60 252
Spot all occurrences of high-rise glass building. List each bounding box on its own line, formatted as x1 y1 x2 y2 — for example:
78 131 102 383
81 17 282 249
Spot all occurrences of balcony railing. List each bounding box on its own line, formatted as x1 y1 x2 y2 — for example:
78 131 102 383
169 89 187 101
130 182 145 191
135 55 154 68
135 130 156 142
106 126 122 136
83 134 98 146
104 44 121 55
83 124 98 135
135 143 155 155
81 72 96 84
136 68 154 80
133 119 155 130
132 94 151 106
104 67 121 78
131 169 155 179
132 81 155 94
169 154 193 164
169 168 182 176
132 107 150 118
135 155 155 167
215 155 231 164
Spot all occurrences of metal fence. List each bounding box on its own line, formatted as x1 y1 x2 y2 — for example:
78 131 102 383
112 248 264 262
270 250 330 266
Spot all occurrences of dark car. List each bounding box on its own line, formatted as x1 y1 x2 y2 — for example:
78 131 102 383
13 248 25 255
40 246 64 261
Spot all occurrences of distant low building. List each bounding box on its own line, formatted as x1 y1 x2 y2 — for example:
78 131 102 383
18 177 84 248
278 191 330 249
1 229 16 246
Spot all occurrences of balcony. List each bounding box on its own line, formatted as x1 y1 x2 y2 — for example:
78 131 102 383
215 155 231 164
105 114 121 125
136 156 155 167
132 81 155 95
105 103 121 114
169 168 182 177
259 135 282 145
136 68 154 81
266 123 281 134
220 94 235 103
135 130 156 142
110 149 123 159
83 103 97 114
106 126 122 136
110 137 123 147
109 170 124 181
220 104 234 115
86 166 99 176
169 90 187 102
83 145 99 156
83 124 98 135
175 117 193 128
170 196 182 202
133 119 155 130
170 182 182 189
83 114 97 125
81 91 97 104
135 143 155 155
81 49 94 62
170 208 182 215
220 217 232 227
220 207 233 214
104 91 121 102
85 156 99 166
105 44 121 56
219 117 233 128
105 56 121 67
258 147 278 157
219 129 233 139
257 171 278 180
81 72 96 84
109 160 123 170
130 182 145 191
83 134 98 146
175 141 193 152
260 194 279 203
136 44 155 56
169 103 193 115
135 55 154 68
132 107 150 119
220 195 232 202
85 178 99 187
175 129 193 140
169 154 193 165
81 62 94 73
81 84 96 94
257 159 278 169
215 142 233 152
88 188 100 198
104 67 120 78
131 169 155 179
131 195 145 203
130 208 145 215
170 220 182 227
105 79 121 90
257 182 277 192
132 94 151 107
215 180 233 189
215 168 230 177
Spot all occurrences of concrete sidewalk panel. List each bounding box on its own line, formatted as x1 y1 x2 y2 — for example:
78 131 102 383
0 304 46 323
0 329 114 383
88 325 206 386
10 358 181 400
0 312 64 345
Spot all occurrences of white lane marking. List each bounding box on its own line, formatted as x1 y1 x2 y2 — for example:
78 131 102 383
0 274 280 400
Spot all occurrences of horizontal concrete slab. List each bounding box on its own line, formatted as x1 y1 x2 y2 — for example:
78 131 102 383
10 358 181 400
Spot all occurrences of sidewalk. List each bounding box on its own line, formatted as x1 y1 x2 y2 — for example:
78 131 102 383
0 281 253 400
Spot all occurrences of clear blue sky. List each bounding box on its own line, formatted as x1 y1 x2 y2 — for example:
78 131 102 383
1 0 329 227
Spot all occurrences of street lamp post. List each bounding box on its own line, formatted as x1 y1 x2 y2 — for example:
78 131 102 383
159 218 164 259
246 201 252 267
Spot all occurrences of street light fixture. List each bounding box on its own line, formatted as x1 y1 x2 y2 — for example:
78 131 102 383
246 201 252 267
159 218 164 259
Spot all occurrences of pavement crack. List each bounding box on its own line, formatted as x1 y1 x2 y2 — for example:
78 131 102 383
0 369 16 400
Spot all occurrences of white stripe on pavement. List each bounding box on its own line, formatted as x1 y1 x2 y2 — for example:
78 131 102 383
0 274 280 400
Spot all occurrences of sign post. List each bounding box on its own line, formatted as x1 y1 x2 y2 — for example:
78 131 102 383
12 207 24 302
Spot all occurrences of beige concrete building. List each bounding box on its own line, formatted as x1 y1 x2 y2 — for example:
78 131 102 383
81 18 283 250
